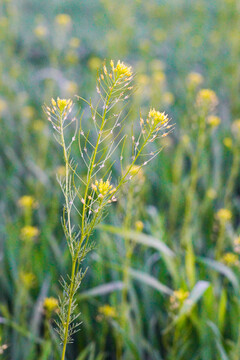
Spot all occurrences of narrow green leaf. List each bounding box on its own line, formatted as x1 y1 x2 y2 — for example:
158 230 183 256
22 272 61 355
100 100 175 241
198 257 239 290
129 268 173 295
99 224 175 257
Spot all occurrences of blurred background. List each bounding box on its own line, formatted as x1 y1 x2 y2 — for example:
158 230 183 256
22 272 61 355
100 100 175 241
0 0 240 359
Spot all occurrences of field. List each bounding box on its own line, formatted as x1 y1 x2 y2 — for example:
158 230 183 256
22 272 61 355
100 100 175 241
0 0 240 359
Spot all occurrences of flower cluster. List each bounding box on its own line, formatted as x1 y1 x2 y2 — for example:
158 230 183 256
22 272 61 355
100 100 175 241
112 60 132 78
222 252 239 267
207 115 221 128
18 195 37 209
196 89 218 111
55 14 72 27
51 98 72 115
187 72 203 89
170 289 189 310
216 208 232 223
148 108 169 126
234 237 240 254
43 297 59 313
20 226 39 241
19 271 36 288
92 179 116 198
98 304 117 318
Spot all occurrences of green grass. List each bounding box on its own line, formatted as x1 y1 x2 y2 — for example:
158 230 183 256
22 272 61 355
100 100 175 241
0 0 240 359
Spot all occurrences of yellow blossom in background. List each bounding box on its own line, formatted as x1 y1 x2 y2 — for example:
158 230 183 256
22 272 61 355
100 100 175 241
69 37 80 48
231 119 240 138
207 115 221 128
148 108 168 125
65 50 78 65
129 164 143 177
114 60 133 78
20 271 36 288
206 188 217 200
234 237 240 254
196 89 218 110
216 208 232 223
18 195 37 209
66 81 78 96
56 166 66 177
181 134 190 147
153 29 167 42
222 253 239 266
170 289 189 310
153 71 166 85
223 137 232 149
20 226 39 241
92 179 115 197
173 289 189 302
32 119 45 132
0 98 7 114
98 304 117 318
163 92 174 106
34 25 47 38
55 14 72 27
187 72 203 88
88 57 102 71
9 64 21 79
138 74 149 86
43 297 58 313
135 220 144 232
22 106 35 119
150 60 165 71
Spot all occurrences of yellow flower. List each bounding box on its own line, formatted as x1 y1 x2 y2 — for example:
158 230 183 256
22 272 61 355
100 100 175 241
135 220 144 232
66 81 78 96
20 271 36 288
222 253 239 266
65 50 78 65
206 188 217 200
88 57 102 71
98 304 117 318
234 236 240 254
55 14 71 27
223 137 232 149
153 29 167 42
51 97 72 114
114 60 132 78
196 89 218 110
187 72 203 88
173 289 189 302
43 297 58 313
170 289 189 310
18 195 37 209
207 115 221 128
231 119 240 138
153 71 166 84
22 106 35 119
32 120 45 132
92 179 115 197
216 208 232 223
148 108 169 125
163 92 174 105
0 98 7 114
69 37 80 48
20 226 39 241
34 25 47 38
138 74 149 86
129 165 143 176
56 166 66 177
